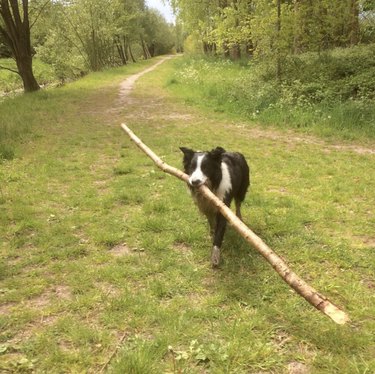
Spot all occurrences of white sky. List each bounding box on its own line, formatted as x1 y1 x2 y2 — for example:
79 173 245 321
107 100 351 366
145 0 176 24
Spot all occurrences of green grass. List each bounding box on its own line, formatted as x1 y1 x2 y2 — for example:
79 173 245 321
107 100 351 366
1 56 375 373
0 58 155 160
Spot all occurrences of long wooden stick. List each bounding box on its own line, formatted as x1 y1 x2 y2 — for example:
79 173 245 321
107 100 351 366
120 123 350 325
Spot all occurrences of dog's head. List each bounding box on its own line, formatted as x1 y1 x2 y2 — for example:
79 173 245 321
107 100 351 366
180 146 226 187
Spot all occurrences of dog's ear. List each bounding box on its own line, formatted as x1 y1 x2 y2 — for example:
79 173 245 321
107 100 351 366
180 147 194 160
209 147 226 161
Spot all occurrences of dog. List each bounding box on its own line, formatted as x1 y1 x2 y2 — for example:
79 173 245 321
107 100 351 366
180 146 250 267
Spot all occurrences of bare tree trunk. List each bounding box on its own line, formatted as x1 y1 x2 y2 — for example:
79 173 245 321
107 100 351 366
0 0 40 92
230 44 241 60
349 0 360 45
293 0 300 54
140 35 151 59
115 36 126 65
123 36 129 61
276 0 282 80
16 54 40 92
128 43 136 63
120 123 350 326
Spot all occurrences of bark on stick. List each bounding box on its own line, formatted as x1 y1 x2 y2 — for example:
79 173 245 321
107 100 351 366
120 123 350 325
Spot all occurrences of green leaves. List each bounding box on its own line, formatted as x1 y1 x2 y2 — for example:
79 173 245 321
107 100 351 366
173 0 367 61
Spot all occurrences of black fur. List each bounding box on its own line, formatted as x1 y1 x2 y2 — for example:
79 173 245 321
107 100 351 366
180 146 250 267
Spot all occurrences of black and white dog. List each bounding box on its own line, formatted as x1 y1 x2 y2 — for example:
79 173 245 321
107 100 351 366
180 146 250 267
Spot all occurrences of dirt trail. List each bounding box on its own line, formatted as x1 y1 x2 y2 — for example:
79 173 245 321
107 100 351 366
112 56 375 156
119 57 173 98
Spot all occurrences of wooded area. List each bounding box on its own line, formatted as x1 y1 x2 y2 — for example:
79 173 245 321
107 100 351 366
2 1 375 93
171 0 375 60
0 0 177 92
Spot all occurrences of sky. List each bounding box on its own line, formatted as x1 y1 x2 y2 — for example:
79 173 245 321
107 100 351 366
145 0 176 24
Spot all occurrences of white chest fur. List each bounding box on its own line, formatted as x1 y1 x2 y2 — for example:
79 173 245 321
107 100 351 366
215 162 232 201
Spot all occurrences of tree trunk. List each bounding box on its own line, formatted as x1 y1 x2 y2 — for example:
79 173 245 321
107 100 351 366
0 0 40 92
123 36 130 61
115 36 126 65
140 35 151 59
128 44 136 63
230 44 241 60
276 0 282 80
349 0 360 45
16 54 40 92
293 0 301 54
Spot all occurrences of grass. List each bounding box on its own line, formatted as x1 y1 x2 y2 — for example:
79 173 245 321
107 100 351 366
0 58 154 160
1 55 375 373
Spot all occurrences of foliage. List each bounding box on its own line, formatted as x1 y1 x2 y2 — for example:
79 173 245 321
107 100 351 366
167 45 375 140
32 0 175 73
142 8 175 56
171 0 367 60
1 0 176 91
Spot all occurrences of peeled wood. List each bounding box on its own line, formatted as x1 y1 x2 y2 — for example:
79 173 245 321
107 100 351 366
120 123 350 325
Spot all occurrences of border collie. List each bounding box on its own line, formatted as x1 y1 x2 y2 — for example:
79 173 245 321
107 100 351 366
180 146 250 267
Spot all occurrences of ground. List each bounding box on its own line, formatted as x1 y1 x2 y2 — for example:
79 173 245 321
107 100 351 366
0 56 374 373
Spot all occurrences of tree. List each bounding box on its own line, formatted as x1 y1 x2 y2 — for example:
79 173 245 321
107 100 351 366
171 0 364 61
0 0 40 92
142 8 174 57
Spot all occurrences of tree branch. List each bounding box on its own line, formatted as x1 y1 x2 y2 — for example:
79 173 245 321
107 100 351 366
9 0 22 29
30 0 50 29
0 64 20 75
120 123 350 326
0 0 18 44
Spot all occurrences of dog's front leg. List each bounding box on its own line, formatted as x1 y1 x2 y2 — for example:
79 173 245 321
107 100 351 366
211 212 227 267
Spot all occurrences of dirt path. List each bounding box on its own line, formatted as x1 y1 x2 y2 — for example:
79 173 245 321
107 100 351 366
118 56 174 100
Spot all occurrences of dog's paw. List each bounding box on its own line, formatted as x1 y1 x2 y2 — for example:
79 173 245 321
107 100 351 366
211 246 221 268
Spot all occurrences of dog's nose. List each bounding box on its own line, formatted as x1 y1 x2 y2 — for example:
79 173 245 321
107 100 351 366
191 179 202 186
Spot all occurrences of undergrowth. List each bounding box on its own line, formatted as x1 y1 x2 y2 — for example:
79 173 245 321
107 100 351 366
167 44 375 141
0 58 58 93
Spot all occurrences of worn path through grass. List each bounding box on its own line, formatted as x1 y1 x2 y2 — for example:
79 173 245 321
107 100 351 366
1 56 374 373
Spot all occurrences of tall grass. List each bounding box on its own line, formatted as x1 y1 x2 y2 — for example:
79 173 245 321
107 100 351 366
167 44 375 141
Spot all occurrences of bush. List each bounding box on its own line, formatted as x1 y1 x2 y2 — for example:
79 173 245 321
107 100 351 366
280 44 375 103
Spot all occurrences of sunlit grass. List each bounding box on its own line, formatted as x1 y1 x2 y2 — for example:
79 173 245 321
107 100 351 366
0 56 374 373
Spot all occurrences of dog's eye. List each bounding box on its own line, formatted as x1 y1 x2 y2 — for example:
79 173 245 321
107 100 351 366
190 161 197 172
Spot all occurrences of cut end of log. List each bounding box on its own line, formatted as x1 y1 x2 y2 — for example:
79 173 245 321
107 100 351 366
321 302 350 325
